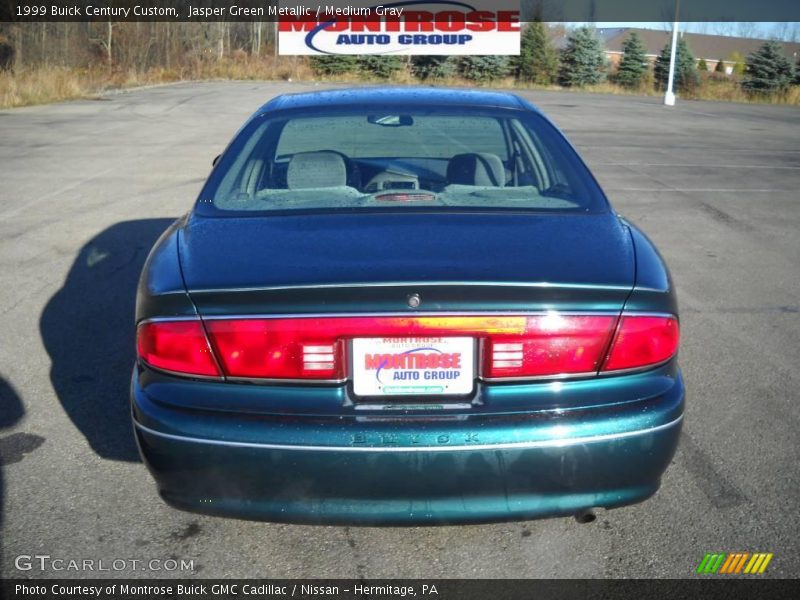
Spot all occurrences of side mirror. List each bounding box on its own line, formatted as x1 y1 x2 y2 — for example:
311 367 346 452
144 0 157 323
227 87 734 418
212 154 221 167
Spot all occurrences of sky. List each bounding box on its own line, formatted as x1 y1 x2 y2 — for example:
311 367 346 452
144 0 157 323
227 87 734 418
589 22 800 42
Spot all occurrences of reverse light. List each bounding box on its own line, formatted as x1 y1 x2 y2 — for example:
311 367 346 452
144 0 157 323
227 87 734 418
303 345 336 371
137 320 220 377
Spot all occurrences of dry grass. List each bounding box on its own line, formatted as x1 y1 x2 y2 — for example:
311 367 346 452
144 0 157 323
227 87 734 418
0 57 312 109
0 66 178 108
1 67 99 108
501 75 799 105
342 71 800 106
690 77 800 105
1 60 798 109
181 54 313 81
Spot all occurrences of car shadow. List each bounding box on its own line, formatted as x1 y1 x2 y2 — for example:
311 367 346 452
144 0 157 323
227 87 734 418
39 219 175 463
0 376 27 564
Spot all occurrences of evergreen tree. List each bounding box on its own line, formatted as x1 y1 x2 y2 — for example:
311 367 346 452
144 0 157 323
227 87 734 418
714 59 726 73
615 31 648 88
410 56 458 80
697 58 708 71
742 40 793 95
309 55 358 76
654 37 698 92
459 56 511 83
558 26 605 87
516 20 558 84
358 55 405 79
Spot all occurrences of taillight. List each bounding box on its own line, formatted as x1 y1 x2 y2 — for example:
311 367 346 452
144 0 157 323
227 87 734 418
601 315 679 372
204 319 346 380
137 320 220 377
204 316 528 380
137 313 679 382
203 315 621 381
482 315 617 379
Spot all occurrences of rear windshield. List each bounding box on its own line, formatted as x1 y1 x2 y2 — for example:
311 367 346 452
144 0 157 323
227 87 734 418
197 107 608 214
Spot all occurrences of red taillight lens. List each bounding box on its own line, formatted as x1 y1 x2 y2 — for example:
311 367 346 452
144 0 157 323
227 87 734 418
602 315 679 372
207 315 618 381
137 313 679 382
137 320 220 377
204 319 346 380
482 315 617 379
204 316 528 380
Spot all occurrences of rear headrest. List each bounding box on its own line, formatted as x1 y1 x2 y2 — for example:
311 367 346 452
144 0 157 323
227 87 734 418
287 151 347 189
447 153 505 187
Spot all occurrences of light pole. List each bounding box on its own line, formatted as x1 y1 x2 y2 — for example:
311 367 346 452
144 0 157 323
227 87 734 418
664 0 681 106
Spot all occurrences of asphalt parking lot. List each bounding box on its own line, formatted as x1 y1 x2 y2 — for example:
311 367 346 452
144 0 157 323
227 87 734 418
0 82 798 579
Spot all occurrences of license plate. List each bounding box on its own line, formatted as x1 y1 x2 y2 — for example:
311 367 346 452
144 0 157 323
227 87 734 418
351 337 474 397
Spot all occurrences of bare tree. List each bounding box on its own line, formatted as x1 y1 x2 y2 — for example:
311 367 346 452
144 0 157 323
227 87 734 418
736 22 758 39
90 21 116 65
40 23 47 65
770 22 800 43
712 22 736 37
251 22 262 56
3 19 310 73
216 21 225 59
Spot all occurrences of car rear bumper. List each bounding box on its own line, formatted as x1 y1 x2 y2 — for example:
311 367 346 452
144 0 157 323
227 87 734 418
132 367 684 525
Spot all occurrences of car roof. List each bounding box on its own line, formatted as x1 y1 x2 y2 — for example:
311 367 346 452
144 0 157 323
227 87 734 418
257 86 536 114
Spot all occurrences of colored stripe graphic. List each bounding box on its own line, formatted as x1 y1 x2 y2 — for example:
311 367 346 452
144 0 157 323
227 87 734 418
698 552 772 574
733 553 750 574
744 553 773 574
697 553 726 574
719 554 737 573
719 553 749 573
696 553 712 573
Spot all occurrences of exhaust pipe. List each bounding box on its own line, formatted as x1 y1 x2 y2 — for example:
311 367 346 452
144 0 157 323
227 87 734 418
574 509 597 524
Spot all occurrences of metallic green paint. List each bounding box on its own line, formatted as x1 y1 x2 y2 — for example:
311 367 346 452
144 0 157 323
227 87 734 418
131 89 684 524
132 210 683 526
132 362 683 524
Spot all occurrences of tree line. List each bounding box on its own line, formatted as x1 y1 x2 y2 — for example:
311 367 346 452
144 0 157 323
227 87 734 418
0 21 279 71
313 24 800 97
1 21 798 97
529 24 800 96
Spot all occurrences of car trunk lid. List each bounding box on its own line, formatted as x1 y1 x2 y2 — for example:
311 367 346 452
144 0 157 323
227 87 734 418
179 211 634 314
